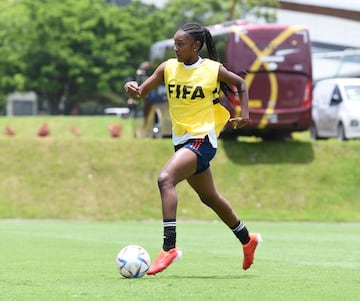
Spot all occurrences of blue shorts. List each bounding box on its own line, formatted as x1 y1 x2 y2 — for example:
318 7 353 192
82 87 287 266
174 136 217 174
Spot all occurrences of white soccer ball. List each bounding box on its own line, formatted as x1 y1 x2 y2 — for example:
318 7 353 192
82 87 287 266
116 245 151 278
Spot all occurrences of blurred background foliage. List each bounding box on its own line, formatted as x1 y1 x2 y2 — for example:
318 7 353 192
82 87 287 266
0 0 278 115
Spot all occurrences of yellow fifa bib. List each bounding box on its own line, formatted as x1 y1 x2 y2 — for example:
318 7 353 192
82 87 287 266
164 58 230 137
214 102 230 137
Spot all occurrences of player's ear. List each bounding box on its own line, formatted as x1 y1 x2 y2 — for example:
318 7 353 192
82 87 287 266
194 41 201 52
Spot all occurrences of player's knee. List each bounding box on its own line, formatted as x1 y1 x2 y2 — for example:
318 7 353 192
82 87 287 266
157 170 172 190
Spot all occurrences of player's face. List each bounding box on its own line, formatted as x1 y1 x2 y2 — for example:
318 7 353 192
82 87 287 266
173 30 198 65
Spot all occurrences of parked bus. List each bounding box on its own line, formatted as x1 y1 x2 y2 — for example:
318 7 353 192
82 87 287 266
135 19 313 140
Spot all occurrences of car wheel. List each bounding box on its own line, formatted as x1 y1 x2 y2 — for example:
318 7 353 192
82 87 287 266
337 123 348 141
310 122 319 140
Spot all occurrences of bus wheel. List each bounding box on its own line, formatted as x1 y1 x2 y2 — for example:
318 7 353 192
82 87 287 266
262 133 292 141
219 130 237 140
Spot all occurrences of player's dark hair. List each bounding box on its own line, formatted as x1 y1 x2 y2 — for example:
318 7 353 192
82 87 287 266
180 23 235 98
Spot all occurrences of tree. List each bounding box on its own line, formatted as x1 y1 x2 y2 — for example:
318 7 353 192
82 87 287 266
151 0 279 38
0 1 30 104
0 0 161 114
247 0 279 23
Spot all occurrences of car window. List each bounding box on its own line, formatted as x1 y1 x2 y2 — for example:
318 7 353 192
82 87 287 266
344 85 360 101
330 85 342 105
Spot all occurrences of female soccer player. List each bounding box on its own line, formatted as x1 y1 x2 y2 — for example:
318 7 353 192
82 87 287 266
124 22 261 275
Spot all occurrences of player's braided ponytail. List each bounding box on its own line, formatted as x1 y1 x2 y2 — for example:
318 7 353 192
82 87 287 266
180 23 236 98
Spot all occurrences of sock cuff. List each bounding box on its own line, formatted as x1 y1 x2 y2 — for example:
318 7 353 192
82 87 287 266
231 221 245 233
163 219 176 228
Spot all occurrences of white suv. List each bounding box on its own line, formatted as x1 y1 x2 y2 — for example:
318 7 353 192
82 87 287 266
311 78 360 141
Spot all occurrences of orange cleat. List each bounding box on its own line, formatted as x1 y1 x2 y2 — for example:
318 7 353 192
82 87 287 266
242 233 262 270
146 247 182 275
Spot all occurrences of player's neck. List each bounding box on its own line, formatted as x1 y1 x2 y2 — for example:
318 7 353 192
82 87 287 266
182 56 202 68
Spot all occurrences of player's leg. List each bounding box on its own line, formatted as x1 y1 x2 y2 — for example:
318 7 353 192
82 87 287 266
147 147 197 275
187 169 262 270
157 147 197 220
187 168 242 228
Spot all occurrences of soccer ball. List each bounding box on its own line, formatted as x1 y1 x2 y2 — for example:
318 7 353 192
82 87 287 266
116 245 151 278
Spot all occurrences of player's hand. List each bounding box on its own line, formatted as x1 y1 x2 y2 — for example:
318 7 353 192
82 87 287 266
229 117 250 129
124 81 141 99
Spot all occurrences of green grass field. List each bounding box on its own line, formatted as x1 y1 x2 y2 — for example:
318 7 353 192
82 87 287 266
0 116 359 300
0 220 359 301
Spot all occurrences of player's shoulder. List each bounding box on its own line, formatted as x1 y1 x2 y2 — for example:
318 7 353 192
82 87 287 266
202 58 222 67
163 58 180 76
166 58 178 65
201 58 222 74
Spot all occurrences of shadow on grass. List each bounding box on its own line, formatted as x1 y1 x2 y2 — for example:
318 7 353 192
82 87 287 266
221 139 315 165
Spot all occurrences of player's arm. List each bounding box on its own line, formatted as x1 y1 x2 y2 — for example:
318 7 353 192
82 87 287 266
218 65 249 128
124 62 166 100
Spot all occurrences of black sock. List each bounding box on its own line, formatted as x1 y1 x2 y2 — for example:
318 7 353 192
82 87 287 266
231 220 250 245
163 219 176 251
